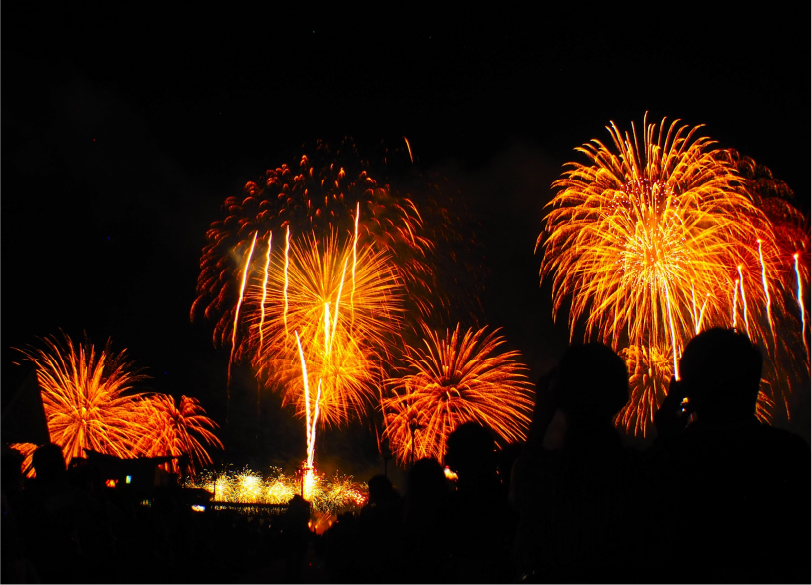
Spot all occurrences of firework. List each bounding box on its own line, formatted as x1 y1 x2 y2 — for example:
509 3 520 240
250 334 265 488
138 394 224 474
15 333 152 465
8 442 38 478
615 344 673 437
382 323 534 464
191 140 432 347
15 332 223 471
247 230 404 429
192 139 484 353
186 466 367 515
539 116 809 434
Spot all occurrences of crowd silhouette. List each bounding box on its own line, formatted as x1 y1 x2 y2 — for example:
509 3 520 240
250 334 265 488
2 328 809 583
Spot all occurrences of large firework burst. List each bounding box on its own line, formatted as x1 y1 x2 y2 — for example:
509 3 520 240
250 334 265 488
539 116 809 434
243 229 404 428
15 333 223 471
382 323 534 464
193 140 428 345
15 333 151 465
193 139 483 351
139 394 224 474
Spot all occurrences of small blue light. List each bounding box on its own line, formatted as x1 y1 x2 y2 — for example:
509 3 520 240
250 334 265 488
126 475 132 484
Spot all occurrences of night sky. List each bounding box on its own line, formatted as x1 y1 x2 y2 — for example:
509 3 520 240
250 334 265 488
3 5 809 471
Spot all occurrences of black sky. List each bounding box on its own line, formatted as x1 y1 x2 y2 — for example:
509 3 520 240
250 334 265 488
3 5 809 465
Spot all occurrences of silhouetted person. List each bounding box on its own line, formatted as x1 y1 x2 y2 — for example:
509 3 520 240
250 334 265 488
511 343 641 583
443 422 515 583
2 447 39 583
651 328 810 583
281 494 311 583
401 458 453 583
355 474 403 583
17 443 81 582
324 511 358 583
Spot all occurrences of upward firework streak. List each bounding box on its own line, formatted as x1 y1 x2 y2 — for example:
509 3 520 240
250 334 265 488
540 115 806 434
228 232 258 396
795 254 808 353
258 231 272 355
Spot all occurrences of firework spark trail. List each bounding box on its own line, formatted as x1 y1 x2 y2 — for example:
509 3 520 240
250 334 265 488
697 294 709 335
309 381 322 470
259 231 272 355
403 136 414 164
329 259 349 356
795 254 808 354
737 265 750 338
295 331 312 460
352 202 358 317
284 226 291 337
228 232 258 395
757 240 775 342
664 282 680 380
732 279 739 328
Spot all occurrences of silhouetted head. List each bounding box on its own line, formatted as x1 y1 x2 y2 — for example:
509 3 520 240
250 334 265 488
557 343 629 422
367 474 397 505
289 493 310 510
68 457 102 494
32 443 66 484
444 422 496 480
680 328 762 423
407 457 447 501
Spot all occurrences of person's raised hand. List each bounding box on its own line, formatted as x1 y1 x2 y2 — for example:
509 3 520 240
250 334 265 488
654 376 692 441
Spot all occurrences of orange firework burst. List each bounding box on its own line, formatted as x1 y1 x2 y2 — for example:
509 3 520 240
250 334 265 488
540 115 809 434
15 333 151 465
615 343 673 438
15 333 223 472
192 140 432 346
245 229 404 429
382 323 534 464
192 139 484 360
139 394 224 474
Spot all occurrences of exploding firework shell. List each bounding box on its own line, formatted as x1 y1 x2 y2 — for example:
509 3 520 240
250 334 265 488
15 333 222 471
540 116 809 434
193 139 484 353
383 323 534 464
15 333 151 465
241 230 405 428
192 140 435 346
137 394 223 474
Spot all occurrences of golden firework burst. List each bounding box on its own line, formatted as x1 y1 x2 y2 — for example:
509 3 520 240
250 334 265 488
382 323 534 464
245 229 404 428
139 394 224 474
540 116 808 433
15 333 151 465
